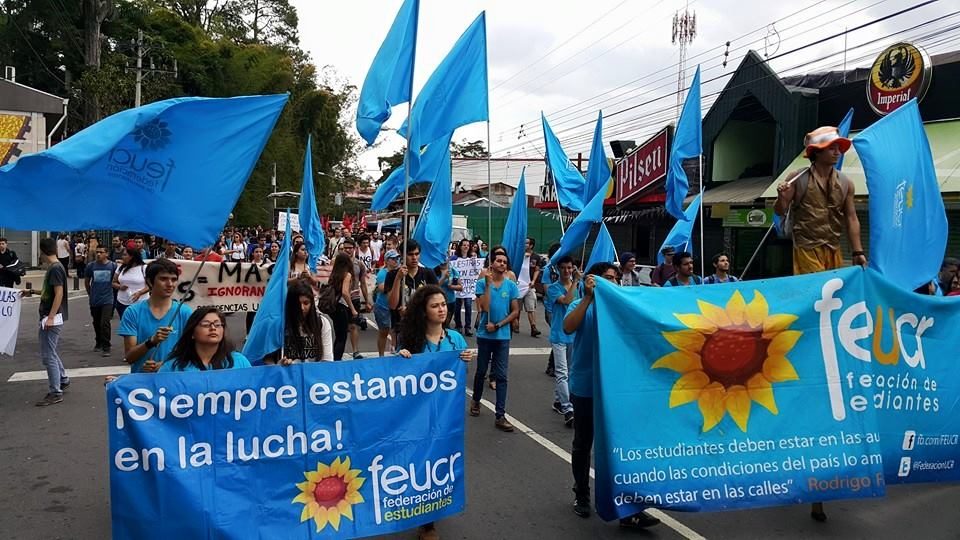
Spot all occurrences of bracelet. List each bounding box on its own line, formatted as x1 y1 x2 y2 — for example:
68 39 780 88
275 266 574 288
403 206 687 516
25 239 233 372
852 251 866 257
144 337 156 349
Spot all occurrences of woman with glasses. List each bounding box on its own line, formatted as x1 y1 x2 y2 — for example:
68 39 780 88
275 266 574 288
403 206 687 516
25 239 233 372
160 306 252 372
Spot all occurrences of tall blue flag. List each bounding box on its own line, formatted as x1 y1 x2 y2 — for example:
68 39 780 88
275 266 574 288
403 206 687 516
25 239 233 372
411 146 452 268
584 111 611 203
370 133 452 211
852 99 947 291
298 136 325 267
542 112 586 211
585 222 616 270
356 0 418 145
666 66 701 220
550 185 606 272
502 168 528 274
0 94 287 248
836 107 854 171
243 210 292 364
402 12 487 178
657 194 702 264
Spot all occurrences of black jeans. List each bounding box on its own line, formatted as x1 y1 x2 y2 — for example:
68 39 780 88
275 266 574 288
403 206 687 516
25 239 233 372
571 394 593 501
332 303 351 360
90 304 114 350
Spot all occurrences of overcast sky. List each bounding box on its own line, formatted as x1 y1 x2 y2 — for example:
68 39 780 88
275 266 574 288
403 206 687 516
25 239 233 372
291 0 956 189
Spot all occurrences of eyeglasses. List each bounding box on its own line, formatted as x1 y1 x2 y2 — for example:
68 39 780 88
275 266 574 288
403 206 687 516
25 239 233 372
197 322 224 329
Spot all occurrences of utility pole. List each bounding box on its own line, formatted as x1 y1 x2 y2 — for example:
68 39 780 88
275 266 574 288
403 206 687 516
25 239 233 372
127 28 178 108
672 3 697 119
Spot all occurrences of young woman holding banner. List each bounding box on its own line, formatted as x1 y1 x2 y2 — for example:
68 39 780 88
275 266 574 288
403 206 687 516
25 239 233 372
263 281 333 364
160 306 252 372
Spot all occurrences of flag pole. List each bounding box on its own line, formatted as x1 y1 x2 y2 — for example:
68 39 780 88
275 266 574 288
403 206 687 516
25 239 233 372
402 2 419 250
556 198 566 235
487 122 493 245
698 156 705 276
739 223 775 281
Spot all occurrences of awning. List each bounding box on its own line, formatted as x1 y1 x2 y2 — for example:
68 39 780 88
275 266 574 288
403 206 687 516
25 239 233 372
761 118 960 198
685 176 772 206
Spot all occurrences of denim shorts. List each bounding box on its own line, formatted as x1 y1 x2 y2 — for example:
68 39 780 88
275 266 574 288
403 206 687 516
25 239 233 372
374 305 391 329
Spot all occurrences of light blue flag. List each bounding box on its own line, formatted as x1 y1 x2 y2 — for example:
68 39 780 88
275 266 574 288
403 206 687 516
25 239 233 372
370 133 453 211
836 107 854 171
243 210 291 364
657 193 702 264
0 94 287 248
549 185 606 273
852 99 947 291
542 112 586 211
585 222 616 270
411 146 452 268
298 136 325 267
584 111 611 203
666 66 701 220
356 0 418 145
501 168 528 274
401 12 487 178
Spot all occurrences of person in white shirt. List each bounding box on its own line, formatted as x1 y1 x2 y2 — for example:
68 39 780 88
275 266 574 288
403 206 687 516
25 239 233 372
227 232 247 262
356 235 375 272
112 247 149 319
369 232 383 262
514 237 542 338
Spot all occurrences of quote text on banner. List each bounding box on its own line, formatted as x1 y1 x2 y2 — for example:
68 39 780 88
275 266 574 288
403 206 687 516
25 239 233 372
107 352 466 539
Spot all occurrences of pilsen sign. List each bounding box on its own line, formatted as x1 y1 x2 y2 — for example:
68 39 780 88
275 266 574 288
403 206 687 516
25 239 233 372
616 127 670 205
867 42 932 116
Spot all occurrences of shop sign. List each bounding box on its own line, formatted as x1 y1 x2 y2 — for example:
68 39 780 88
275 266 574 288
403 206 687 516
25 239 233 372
867 42 932 116
722 208 774 228
616 128 669 205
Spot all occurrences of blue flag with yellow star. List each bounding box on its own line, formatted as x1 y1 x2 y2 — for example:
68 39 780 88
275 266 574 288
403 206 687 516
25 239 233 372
853 99 947 291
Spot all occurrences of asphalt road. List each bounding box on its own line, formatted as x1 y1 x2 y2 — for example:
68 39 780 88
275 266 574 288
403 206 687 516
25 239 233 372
1 290 958 539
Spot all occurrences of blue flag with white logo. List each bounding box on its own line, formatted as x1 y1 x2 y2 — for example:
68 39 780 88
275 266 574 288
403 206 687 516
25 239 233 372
298 136 325 267
401 12 487 178
501 168 528 274
411 145 453 269
0 94 287 248
584 111 611 204
370 134 452 211
657 194 701 264
243 210 291 364
852 99 947 291
585 222 616 270
666 67 701 220
542 112 586 211
356 0 418 145
836 107 854 171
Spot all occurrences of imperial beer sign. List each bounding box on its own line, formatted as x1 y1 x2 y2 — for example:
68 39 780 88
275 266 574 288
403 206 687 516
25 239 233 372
866 42 932 116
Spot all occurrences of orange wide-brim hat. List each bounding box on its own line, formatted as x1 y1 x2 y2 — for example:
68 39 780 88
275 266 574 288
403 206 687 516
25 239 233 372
804 126 852 158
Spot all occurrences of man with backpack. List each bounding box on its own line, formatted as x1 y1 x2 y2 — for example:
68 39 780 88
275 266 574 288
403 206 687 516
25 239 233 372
662 251 701 287
774 126 867 275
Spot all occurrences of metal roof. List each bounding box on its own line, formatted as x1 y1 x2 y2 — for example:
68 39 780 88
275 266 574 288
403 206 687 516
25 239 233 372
685 176 773 206
0 79 65 115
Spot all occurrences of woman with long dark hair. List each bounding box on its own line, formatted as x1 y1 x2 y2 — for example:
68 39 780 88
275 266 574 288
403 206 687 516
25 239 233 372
451 239 474 336
160 306 252 371
327 253 357 360
290 241 312 278
265 281 333 364
112 247 148 319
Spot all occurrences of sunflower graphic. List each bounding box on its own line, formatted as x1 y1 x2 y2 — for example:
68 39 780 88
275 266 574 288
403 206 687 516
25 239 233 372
293 456 365 532
132 118 172 150
653 290 802 433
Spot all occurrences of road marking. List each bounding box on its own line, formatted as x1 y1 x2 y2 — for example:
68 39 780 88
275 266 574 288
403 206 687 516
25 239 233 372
466 390 707 540
8 365 128 382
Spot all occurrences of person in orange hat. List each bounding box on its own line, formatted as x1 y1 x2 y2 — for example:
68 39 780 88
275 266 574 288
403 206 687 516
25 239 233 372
774 126 867 277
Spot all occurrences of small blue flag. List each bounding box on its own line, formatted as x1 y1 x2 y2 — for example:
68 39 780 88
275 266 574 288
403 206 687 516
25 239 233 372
772 211 783 237
585 222 616 271
657 193 702 264
852 99 947 291
356 0 418 145
411 145 453 268
0 94 287 248
243 210 292 364
836 107 854 171
584 111 611 204
501 168 528 274
402 12 487 178
542 112 586 211
370 133 452 211
666 66 701 220
298 136 325 267
549 185 606 273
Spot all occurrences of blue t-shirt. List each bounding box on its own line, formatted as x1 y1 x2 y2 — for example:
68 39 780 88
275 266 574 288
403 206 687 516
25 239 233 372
440 266 461 304
374 268 390 310
419 329 468 353
664 275 703 287
159 352 253 372
475 278 519 341
566 298 596 398
546 281 577 345
118 300 194 373
85 261 117 306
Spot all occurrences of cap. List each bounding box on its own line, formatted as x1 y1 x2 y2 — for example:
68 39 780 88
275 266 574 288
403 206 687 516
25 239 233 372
661 246 675 255
804 126 852 158
385 249 401 260
620 251 636 262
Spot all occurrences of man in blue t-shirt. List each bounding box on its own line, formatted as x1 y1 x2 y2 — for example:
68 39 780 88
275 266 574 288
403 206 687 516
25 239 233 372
119 259 193 373
374 250 401 357
470 251 520 432
85 246 117 357
546 255 579 427
663 251 702 287
564 262 661 528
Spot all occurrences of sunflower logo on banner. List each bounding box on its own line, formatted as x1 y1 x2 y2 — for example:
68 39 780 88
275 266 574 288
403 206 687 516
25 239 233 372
653 290 802 432
293 457 366 532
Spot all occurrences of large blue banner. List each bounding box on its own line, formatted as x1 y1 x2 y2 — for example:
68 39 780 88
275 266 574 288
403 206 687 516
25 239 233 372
107 352 466 539
592 267 960 520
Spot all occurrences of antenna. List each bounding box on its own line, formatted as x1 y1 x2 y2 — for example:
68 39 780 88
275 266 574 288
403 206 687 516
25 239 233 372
672 2 697 119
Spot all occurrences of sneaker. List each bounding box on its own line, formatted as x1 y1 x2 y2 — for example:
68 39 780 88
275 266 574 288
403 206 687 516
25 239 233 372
495 417 515 432
552 401 564 414
469 401 481 417
564 411 574 427
101 349 111 357
531 327 542 337
93 345 102 352
35 393 63 407
545 367 555 377
353 352 363 360
619 512 661 529
60 380 71 391
573 498 591 518
464 329 473 337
